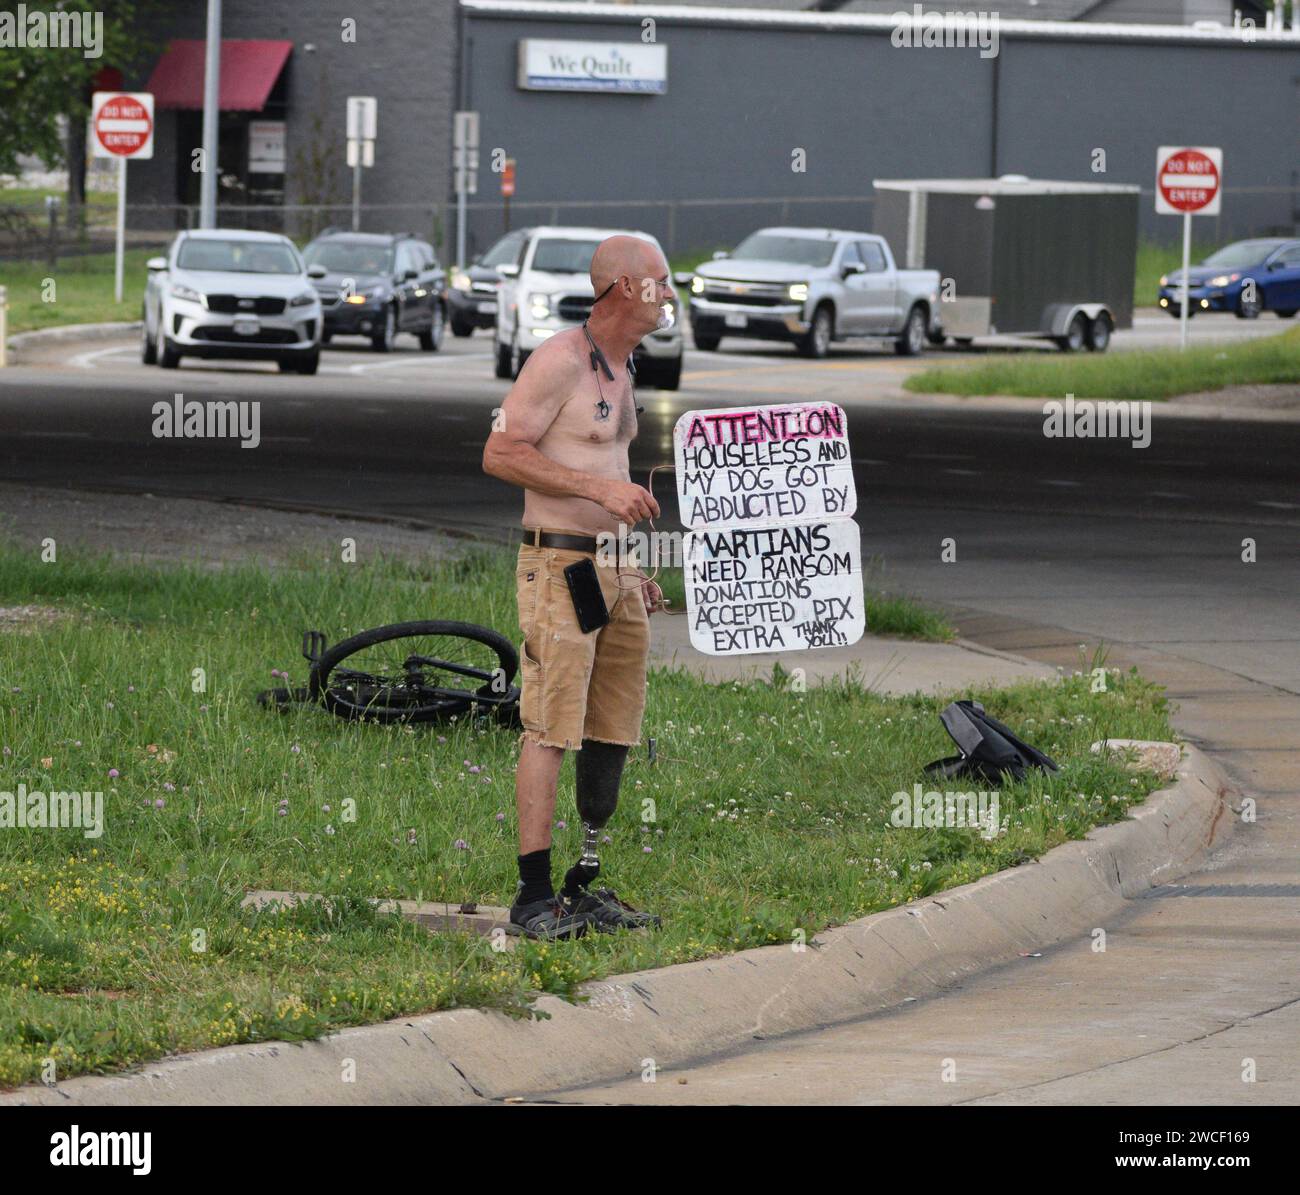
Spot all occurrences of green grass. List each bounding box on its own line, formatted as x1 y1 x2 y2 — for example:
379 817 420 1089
903 326 1300 401
0 187 117 213
0 541 1173 1087
0 248 156 334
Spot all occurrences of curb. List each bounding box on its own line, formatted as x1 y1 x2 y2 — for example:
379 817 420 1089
0 742 1235 1106
6 320 140 359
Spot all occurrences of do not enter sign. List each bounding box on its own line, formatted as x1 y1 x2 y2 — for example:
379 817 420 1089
1155 146 1221 216
91 92 154 159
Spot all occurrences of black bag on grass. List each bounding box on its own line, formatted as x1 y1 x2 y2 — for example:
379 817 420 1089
923 699 1058 784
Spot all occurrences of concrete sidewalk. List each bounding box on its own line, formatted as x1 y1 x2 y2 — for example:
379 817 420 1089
539 609 1298 1105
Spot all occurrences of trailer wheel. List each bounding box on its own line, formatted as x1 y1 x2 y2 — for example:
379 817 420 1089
1085 313 1112 352
1055 313 1087 353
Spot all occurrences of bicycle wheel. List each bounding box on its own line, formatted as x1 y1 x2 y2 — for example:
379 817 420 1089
308 620 518 724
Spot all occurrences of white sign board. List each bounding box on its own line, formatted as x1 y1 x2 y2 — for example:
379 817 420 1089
685 521 865 655
1155 145 1222 216
517 40 668 93
346 96 378 140
673 402 855 530
91 91 154 159
248 121 285 173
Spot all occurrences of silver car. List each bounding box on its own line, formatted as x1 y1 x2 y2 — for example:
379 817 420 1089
684 227 941 358
142 229 324 374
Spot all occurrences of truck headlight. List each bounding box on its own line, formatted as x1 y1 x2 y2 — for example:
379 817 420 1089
451 270 472 291
788 283 809 303
290 290 317 307
690 276 704 295
1159 275 1168 287
171 283 204 305
529 292 551 319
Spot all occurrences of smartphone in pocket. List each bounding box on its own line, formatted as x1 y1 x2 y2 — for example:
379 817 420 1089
563 557 610 634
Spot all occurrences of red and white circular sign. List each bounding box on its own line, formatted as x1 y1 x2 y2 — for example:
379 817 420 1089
93 92 154 159
1157 148 1220 214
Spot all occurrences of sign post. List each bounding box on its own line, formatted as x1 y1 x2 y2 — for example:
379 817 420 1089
91 91 154 304
346 96 377 232
501 157 515 232
1155 146 1222 352
453 111 479 267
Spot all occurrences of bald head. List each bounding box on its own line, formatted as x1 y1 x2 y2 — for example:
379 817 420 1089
590 235 661 296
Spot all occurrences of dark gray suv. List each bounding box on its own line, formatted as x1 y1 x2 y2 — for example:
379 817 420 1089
303 230 447 352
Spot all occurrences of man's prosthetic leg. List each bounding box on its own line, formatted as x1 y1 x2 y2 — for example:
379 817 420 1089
561 739 626 898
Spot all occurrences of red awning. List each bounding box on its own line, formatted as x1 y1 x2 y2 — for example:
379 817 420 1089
146 39 292 111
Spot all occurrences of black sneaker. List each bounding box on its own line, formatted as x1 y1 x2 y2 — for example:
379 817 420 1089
565 886 662 932
509 895 588 940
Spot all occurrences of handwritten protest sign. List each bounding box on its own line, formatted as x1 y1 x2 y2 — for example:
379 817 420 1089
673 402 855 530
684 520 865 655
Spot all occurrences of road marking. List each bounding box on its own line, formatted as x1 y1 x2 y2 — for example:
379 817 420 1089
71 345 136 369
944 468 982 476
1257 501 1300 510
344 352 492 375
1148 491 1192 499
1042 479 1083 487
852 458 887 466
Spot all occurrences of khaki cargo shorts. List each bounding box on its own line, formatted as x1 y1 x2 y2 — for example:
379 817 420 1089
515 539 650 750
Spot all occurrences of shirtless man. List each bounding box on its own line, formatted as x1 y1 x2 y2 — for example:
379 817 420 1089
482 234 673 939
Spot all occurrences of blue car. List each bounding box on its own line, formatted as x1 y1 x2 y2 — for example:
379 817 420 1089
1158 238 1300 320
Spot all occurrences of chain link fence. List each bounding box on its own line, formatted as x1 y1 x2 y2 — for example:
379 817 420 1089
2 188 1296 267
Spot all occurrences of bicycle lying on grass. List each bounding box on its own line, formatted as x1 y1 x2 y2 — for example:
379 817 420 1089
258 621 522 727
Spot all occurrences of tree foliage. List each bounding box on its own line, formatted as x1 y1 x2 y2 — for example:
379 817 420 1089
0 1 168 176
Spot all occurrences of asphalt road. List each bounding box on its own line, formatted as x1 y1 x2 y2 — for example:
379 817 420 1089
4 321 1297 683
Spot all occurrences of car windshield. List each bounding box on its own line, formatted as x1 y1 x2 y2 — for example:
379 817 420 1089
480 234 524 268
728 234 837 268
303 241 393 275
1201 240 1286 269
530 238 602 274
177 239 300 274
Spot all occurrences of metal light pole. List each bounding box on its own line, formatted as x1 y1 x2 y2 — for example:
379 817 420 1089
199 0 222 229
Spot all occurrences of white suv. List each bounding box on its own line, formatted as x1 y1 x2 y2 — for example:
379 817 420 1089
142 229 324 374
493 225 683 389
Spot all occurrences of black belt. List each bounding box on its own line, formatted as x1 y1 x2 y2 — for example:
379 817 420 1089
519 528 600 553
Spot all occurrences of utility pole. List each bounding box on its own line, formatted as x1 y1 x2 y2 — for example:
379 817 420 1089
199 0 221 229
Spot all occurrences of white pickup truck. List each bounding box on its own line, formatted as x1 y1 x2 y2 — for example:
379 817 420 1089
682 227 941 357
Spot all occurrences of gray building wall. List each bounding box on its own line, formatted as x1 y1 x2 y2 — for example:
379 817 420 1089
126 0 457 249
460 6 1299 256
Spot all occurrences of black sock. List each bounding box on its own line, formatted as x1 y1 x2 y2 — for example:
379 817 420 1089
561 860 600 899
516 848 554 906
